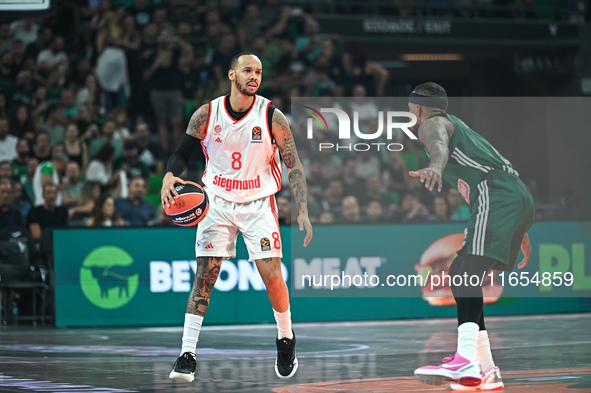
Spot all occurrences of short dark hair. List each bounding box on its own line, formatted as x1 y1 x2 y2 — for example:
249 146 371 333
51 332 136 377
95 143 116 162
229 51 256 71
412 82 447 98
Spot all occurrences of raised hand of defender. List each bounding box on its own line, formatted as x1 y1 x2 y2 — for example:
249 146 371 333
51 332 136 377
298 213 313 247
161 172 186 208
409 167 443 192
518 233 531 269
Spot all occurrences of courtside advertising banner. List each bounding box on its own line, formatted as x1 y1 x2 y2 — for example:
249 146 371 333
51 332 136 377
53 224 591 327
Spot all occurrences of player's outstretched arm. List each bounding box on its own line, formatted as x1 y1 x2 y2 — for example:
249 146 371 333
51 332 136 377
161 104 209 207
409 117 450 192
272 109 313 247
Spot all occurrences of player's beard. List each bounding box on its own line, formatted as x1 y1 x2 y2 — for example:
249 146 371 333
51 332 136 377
235 79 257 97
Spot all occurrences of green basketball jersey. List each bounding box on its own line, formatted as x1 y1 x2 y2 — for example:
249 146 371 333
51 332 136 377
429 113 517 204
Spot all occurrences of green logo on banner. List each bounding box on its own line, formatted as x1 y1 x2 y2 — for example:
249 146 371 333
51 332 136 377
80 246 140 310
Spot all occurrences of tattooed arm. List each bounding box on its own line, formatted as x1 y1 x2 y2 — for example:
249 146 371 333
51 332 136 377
408 116 451 193
161 104 210 207
271 109 313 247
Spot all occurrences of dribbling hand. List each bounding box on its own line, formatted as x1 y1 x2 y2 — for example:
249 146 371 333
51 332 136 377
161 172 186 208
409 167 443 192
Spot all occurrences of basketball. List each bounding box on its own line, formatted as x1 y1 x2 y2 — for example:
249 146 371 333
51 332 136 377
164 181 209 227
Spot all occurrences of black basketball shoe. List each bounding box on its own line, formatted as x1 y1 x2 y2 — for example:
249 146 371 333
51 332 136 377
275 331 298 379
169 352 196 382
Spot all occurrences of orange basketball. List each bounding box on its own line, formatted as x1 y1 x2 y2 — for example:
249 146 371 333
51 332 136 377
164 181 209 227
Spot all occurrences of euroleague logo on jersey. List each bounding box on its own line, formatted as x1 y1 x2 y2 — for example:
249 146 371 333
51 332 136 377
251 126 262 142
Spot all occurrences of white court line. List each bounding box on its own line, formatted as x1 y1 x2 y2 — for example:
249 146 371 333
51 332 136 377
139 312 591 333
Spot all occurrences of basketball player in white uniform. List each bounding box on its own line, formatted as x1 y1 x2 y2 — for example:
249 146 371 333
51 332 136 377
161 52 313 382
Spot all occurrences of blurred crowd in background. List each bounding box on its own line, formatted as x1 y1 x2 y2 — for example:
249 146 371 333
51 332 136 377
0 0 585 239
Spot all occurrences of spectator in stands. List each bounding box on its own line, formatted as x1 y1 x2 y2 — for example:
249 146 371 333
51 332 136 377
178 47 201 102
31 131 52 162
85 143 123 195
0 160 12 180
0 51 15 95
152 7 175 33
277 195 291 225
88 193 125 227
0 92 8 119
61 161 83 208
11 138 30 178
113 140 149 184
315 147 342 181
11 39 26 73
60 89 79 122
320 179 345 216
133 121 163 174
120 14 141 54
0 179 23 227
358 175 394 211
112 107 131 141
393 192 429 223
211 33 238 83
66 58 91 91
68 180 100 225
148 205 175 227
12 179 31 222
384 150 409 196
31 85 49 123
114 176 153 226
45 69 63 105
63 123 89 171
428 196 451 222
77 105 100 141
12 69 34 108
559 189 582 219
10 18 39 47
340 195 366 223
28 182 68 241
355 149 381 179
76 74 103 117
0 23 11 56
446 188 471 220
37 35 69 84
95 11 131 113
144 26 185 153
318 210 335 224
89 119 123 159
8 104 36 140
366 200 388 223
32 149 67 207
25 25 51 61
0 117 17 162
340 156 365 200
20 156 38 203
37 105 66 146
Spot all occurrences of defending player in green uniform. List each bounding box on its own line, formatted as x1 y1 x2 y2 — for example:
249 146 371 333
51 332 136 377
409 83 534 391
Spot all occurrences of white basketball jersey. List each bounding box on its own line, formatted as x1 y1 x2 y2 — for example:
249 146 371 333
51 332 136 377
201 95 282 203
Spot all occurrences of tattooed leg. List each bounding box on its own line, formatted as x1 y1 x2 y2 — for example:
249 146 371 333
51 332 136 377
255 257 289 312
187 257 223 316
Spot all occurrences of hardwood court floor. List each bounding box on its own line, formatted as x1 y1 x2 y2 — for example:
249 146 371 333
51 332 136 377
0 313 590 393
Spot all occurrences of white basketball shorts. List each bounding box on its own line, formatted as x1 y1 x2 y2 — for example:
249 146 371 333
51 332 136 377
195 193 283 262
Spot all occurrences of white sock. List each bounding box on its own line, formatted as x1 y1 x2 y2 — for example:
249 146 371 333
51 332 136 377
457 322 479 361
181 313 203 356
273 306 293 339
477 330 496 372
